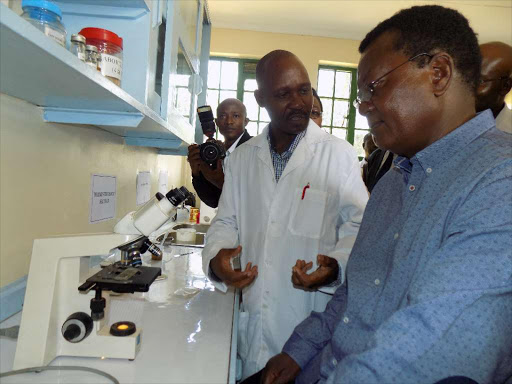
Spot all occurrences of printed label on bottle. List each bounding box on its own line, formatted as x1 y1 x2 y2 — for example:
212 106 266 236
44 26 65 47
78 52 86 61
100 53 122 80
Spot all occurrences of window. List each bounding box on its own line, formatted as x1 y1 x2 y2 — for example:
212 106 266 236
207 57 269 138
205 59 370 158
317 65 370 158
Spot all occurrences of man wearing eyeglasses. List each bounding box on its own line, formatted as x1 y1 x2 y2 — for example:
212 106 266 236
476 42 512 134
253 5 512 384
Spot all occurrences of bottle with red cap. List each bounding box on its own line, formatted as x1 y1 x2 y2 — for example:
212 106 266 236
79 27 123 86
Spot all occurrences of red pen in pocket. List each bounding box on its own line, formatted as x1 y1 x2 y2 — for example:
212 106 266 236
301 183 310 200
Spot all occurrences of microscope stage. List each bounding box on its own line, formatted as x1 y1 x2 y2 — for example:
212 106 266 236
79 263 161 293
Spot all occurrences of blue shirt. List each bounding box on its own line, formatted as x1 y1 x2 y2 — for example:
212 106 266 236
283 110 512 383
267 127 306 182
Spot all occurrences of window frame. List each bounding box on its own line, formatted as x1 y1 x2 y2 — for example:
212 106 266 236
317 65 359 145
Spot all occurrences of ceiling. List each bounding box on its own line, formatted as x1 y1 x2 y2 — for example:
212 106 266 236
208 0 512 44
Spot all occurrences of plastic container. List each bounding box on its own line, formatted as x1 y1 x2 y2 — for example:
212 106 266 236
176 228 197 243
70 34 86 62
79 27 123 86
21 0 66 47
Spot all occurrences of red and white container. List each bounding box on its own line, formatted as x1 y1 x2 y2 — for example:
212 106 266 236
79 27 123 86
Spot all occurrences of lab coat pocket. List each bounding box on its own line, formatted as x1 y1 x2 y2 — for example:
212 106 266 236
288 188 328 239
237 311 250 361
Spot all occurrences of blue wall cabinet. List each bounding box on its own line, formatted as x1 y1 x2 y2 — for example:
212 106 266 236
0 0 211 152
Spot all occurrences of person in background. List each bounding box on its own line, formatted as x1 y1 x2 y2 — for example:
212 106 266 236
202 50 368 380
257 5 512 384
187 98 252 208
311 88 323 126
364 146 395 193
476 41 512 133
361 132 378 185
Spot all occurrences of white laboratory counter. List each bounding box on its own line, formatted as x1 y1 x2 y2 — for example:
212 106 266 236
0 246 237 384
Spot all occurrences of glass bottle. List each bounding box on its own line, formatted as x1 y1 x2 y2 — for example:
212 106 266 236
70 34 86 62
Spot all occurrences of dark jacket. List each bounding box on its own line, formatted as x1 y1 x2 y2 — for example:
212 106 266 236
365 148 394 193
192 130 252 208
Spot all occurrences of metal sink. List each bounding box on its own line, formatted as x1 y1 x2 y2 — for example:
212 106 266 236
155 223 210 247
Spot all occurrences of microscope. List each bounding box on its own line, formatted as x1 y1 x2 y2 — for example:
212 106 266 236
13 187 192 370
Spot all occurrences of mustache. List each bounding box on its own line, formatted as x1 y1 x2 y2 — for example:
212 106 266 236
286 110 309 120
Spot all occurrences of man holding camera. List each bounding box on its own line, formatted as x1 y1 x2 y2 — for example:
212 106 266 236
202 50 368 380
187 98 252 208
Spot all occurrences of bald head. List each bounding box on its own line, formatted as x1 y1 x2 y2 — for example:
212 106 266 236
476 41 512 116
254 50 313 137
256 50 299 89
216 98 247 118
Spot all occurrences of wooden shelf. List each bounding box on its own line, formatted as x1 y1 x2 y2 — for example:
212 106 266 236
0 3 194 150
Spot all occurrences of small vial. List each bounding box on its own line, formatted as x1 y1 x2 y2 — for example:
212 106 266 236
70 34 86 62
85 45 99 70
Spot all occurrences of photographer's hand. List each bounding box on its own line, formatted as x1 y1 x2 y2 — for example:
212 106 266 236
210 246 258 289
187 144 202 177
201 158 225 189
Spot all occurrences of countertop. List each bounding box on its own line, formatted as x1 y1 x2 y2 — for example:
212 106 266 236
0 245 237 384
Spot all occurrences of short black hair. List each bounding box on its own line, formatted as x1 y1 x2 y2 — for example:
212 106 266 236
312 88 323 112
359 5 481 93
256 50 295 89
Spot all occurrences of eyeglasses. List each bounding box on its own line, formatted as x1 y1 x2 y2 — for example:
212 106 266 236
479 76 509 85
353 52 434 110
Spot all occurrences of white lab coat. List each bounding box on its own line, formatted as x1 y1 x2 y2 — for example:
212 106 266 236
202 120 368 379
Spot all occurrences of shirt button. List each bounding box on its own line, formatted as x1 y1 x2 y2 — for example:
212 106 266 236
394 233 399 240
426 167 432 173
409 185 416 191
343 316 349 324
332 358 338 366
374 279 381 285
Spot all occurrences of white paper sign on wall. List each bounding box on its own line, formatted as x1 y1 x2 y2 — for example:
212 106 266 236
89 174 117 224
136 171 151 206
158 170 168 194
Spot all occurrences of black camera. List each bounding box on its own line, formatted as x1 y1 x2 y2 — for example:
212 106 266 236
197 105 226 168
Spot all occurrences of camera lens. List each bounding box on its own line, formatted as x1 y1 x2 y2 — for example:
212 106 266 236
200 142 223 163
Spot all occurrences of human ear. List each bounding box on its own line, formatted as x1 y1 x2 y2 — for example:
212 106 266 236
254 89 265 108
429 53 453 97
244 118 250 127
500 77 512 96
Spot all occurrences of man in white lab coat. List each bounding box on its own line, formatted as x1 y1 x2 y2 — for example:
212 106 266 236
202 50 368 379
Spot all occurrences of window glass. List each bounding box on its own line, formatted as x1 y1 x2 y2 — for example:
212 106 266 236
208 60 221 89
318 65 370 157
334 71 351 99
333 100 349 127
317 69 335 97
220 61 238 90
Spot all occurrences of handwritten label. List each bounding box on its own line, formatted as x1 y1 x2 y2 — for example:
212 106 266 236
136 171 151 206
100 53 123 80
89 174 116 223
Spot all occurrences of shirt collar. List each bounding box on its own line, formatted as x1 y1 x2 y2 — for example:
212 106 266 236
226 131 245 155
394 109 496 174
267 125 307 157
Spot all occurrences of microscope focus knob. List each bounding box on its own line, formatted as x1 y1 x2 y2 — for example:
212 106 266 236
62 312 93 343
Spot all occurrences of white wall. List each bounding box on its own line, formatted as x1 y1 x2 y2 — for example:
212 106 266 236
0 94 191 287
